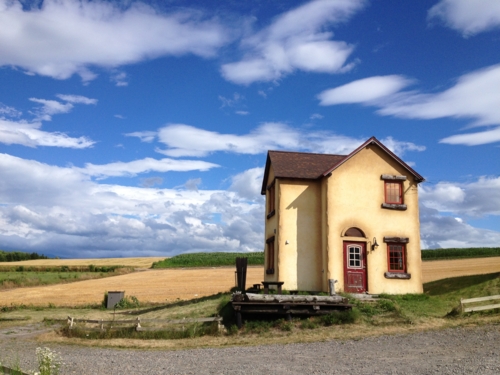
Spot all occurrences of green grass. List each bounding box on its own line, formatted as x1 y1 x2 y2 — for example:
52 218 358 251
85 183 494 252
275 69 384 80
0 269 131 290
421 247 500 260
379 272 500 321
152 252 265 268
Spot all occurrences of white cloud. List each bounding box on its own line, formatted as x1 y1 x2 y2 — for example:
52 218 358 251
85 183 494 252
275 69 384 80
185 178 202 192
235 111 249 116
125 131 157 142
110 71 128 87
0 153 263 256
220 0 366 84
0 118 95 148
319 65 500 146
56 94 98 105
420 176 500 217
229 167 265 200
428 0 500 37
310 113 323 120
154 122 425 158
0 103 22 118
317 75 413 105
76 157 220 179
0 0 228 81
440 126 500 146
219 93 243 108
29 94 97 121
420 205 500 249
29 98 74 121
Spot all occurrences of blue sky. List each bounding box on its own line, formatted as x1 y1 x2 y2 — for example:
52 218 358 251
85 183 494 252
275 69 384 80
0 0 499 258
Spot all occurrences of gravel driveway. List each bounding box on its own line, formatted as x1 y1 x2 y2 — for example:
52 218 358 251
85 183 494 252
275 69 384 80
0 324 499 374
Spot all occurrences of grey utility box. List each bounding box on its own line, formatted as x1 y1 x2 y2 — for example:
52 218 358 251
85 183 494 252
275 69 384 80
107 291 125 309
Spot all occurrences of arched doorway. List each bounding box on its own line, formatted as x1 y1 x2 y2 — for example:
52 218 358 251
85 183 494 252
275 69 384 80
343 227 367 293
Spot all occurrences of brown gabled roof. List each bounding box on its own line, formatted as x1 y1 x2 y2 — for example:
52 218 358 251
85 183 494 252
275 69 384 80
261 137 425 195
261 151 346 194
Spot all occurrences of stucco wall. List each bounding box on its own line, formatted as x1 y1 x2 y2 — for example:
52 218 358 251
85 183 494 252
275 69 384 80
264 166 278 282
277 179 323 291
326 144 423 294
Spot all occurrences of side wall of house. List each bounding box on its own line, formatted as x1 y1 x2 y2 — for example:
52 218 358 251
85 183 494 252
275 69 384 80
264 166 278 282
326 144 423 294
276 178 323 291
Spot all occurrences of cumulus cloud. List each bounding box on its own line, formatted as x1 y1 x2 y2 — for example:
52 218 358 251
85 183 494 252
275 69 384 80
420 176 500 217
0 118 95 148
318 65 500 146
76 157 219 179
428 0 500 37
154 122 425 158
0 0 228 81
185 178 202 192
0 153 263 257
229 167 265 200
0 94 97 148
220 0 366 84
420 205 500 249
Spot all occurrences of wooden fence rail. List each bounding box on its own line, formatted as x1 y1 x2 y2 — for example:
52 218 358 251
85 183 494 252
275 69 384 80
67 316 223 332
460 295 500 313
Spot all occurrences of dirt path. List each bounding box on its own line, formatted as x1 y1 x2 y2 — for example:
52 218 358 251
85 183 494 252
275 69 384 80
0 324 499 374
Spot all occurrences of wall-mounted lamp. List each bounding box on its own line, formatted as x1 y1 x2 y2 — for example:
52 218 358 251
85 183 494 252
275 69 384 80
371 237 379 251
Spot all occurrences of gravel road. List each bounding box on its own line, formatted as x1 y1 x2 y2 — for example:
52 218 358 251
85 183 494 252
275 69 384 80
0 324 499 374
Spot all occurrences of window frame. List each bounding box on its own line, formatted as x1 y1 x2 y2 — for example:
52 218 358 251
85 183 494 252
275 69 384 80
266 236 275 275
387 242 406 273
266 180 276 219
384 181 403 205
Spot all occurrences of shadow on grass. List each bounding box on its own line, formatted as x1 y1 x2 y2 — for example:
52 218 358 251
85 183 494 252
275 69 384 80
119 292 229 316
424 272 500 296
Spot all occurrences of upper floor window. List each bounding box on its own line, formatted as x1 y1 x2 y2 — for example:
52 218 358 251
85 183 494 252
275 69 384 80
267 180 275 218
381 175 407 210
385 181 403 204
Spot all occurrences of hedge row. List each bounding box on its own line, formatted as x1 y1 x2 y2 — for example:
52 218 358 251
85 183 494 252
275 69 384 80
0 250 49 262
421 247 500 260
152 252 265 268
0 265 126 273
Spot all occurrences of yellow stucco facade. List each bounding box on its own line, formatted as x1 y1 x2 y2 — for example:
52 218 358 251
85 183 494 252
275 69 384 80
262 138 424 295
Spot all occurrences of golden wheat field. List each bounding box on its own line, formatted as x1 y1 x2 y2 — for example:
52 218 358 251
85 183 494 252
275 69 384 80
0 257 499 306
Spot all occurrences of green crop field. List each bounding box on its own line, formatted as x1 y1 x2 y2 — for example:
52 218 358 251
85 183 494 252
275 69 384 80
152 252 265 268
421 247 500 260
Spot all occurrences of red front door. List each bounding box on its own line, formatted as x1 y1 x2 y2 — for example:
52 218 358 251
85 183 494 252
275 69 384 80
343 241 367 293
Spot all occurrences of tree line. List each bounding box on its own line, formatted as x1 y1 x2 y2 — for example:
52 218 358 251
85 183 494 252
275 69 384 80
0 250 49 262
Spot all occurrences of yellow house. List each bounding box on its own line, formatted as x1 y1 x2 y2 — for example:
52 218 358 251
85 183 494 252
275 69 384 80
261 137 424 294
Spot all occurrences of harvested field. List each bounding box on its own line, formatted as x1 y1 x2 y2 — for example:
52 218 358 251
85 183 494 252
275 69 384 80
0 257 164 269
0 266 262 307
422 257 500 282
1 257 500 307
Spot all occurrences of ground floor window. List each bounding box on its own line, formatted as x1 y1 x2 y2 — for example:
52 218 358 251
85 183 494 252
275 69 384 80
387 243 406 272
266 236 275 274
